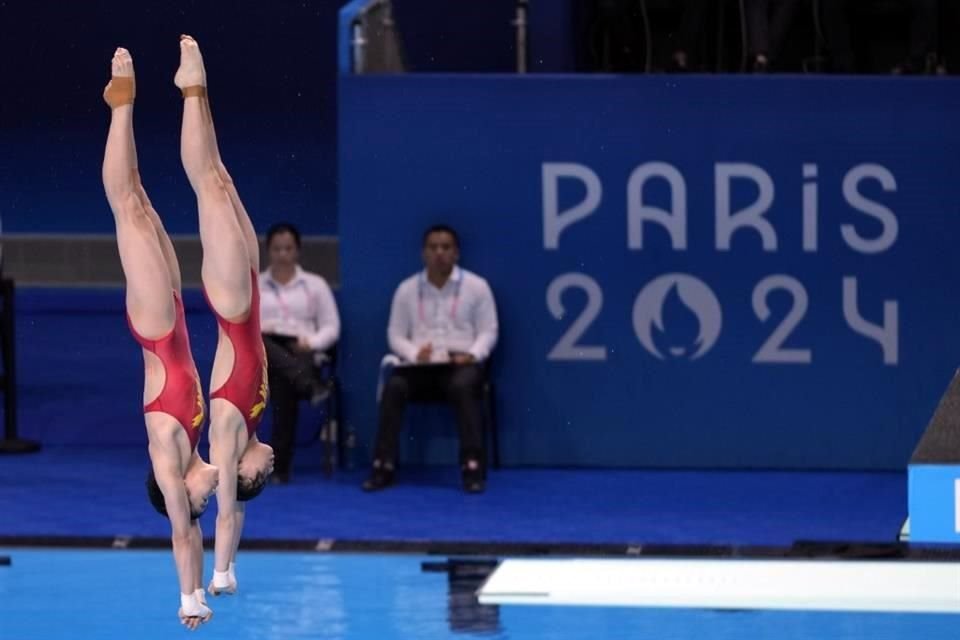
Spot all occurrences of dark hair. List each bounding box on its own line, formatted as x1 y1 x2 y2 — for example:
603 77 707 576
236 471 268 502
146 470 204 521
266 222 302 249
422 224 459 249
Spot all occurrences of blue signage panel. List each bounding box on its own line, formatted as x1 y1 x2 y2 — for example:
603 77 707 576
339 74 960 469
909 465 960 543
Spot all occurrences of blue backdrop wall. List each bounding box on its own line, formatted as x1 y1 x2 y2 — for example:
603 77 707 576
0 0 342 234
0 0 576 235
338 74 960 470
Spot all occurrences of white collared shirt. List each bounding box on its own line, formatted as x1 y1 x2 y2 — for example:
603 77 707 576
388 266 498 363
259 266 340 351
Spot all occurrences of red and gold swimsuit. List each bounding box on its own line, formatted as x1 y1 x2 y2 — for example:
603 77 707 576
206 270 269 436
128 292 205 449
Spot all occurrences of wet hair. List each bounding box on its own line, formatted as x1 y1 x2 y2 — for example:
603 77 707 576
422 224 459 249
146 470 204 521
236 470 268 502
266 222 302 249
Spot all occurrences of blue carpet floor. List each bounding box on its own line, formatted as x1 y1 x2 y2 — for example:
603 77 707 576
0 446 906 546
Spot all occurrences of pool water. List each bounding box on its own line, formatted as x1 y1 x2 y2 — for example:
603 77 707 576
0 549 955 639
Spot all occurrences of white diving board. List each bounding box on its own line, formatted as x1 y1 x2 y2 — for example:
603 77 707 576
478 558 960 614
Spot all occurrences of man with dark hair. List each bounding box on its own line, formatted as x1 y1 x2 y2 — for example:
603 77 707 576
175 35 274 598
363 224 498 493
102 47 217 629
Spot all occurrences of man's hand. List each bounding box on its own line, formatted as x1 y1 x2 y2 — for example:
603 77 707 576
295 336 313 352
416 343 433 363
450 352 476 365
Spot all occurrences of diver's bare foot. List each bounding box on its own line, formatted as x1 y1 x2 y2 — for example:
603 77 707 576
178 598 213 630
207 575 237 596
174 35 206 91
103 47 135 108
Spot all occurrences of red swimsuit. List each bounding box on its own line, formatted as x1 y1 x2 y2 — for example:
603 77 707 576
207 269 269 436
128 292 206 450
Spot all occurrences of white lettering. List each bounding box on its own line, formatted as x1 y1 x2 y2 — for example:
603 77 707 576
803 163 818 252
546 273 607 361
843 277 898 365
627 162 687 250
752 275 812 364
841 164 898 254
542 163 602 250
716 163 777 251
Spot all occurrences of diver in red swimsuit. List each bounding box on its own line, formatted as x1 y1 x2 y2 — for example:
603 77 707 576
175 35 274 598
103 47 216 630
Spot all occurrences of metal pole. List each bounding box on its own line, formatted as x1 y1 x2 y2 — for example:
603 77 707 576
514 0 529 73
352 21 367 74
0 278 40 454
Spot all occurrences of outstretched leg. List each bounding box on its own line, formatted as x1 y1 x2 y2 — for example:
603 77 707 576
176 35 252 594
176 35 252 321
103 48 175 339
134 173 183 294
201 96 260 273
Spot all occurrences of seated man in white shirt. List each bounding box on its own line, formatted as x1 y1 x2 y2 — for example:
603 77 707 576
259 222 341 484
363 224 498 494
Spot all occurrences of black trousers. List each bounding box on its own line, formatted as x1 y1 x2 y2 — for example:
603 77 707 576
263 334 322 477
821 0 938 72
676 0 712 54
373 363 484 466
745 0 804 61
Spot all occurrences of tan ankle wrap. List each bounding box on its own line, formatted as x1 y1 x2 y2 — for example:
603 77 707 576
104 76 135 109
181 85 207 99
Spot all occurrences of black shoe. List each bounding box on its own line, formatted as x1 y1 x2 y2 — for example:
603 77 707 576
891 59 920 75
362 467 395 492
666 52 690 73
462 466 485 494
